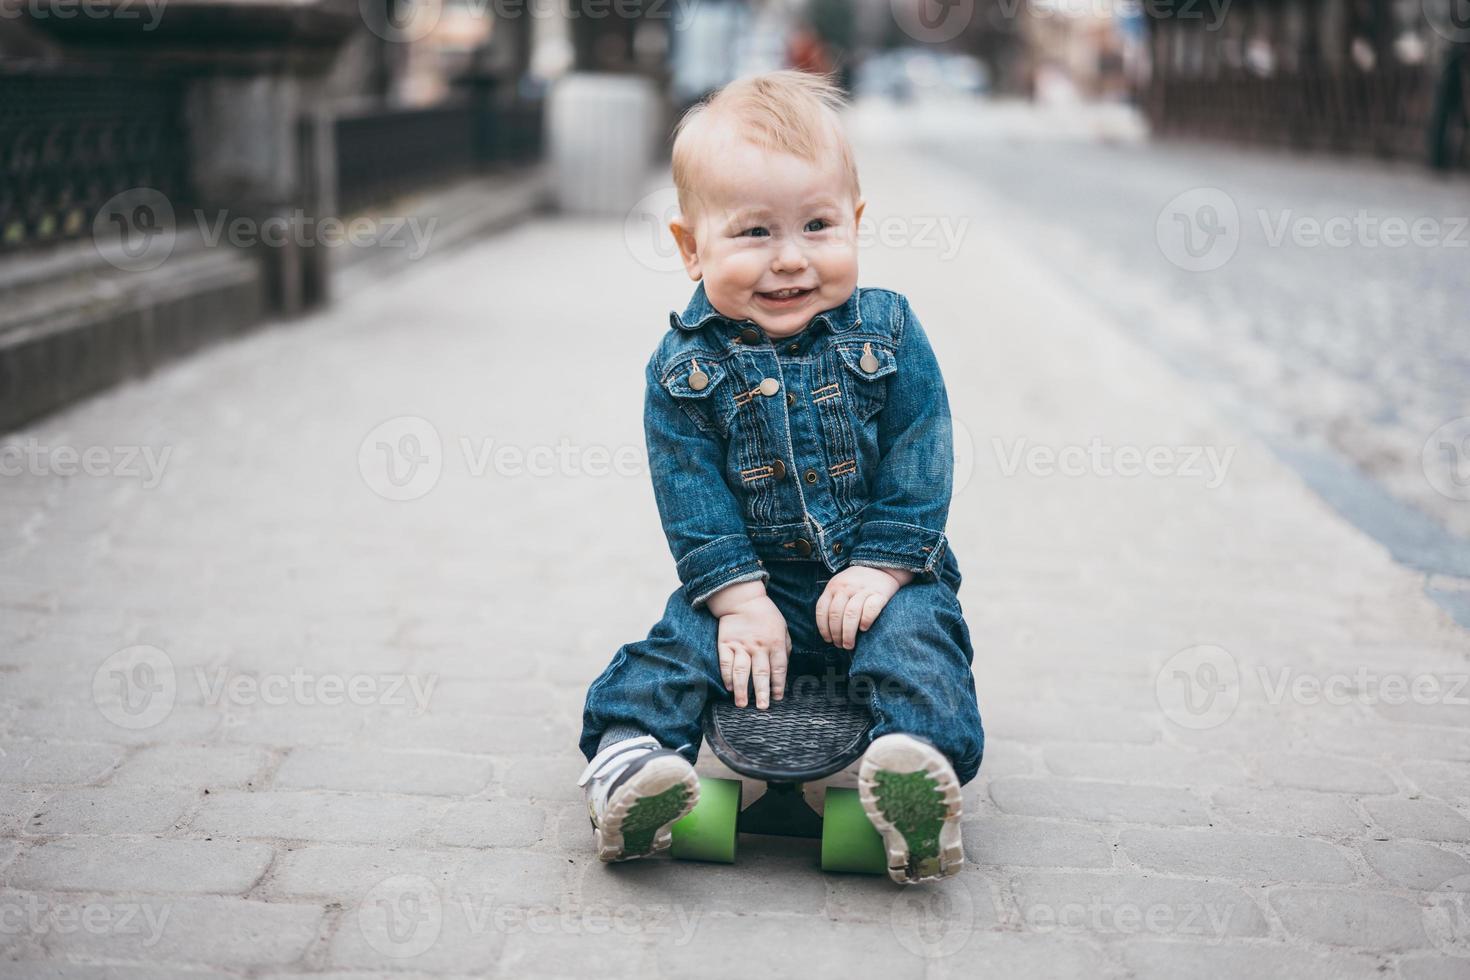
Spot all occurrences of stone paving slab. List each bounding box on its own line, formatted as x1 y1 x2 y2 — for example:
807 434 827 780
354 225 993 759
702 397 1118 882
0 129 1467 978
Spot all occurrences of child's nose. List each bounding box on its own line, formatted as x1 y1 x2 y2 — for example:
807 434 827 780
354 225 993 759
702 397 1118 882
772 241 808 271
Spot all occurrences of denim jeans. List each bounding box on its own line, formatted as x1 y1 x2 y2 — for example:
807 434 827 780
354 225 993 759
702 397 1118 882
579 547 985 784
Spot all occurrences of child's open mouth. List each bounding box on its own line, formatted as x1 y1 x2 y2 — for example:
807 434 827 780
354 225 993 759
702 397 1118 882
757 287 814 306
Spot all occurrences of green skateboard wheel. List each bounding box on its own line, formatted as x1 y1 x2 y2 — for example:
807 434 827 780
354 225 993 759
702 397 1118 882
820 787 887 874
670 776 741 863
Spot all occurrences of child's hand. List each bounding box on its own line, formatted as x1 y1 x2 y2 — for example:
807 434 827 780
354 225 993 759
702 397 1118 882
816 566 915 650
707 581 790 709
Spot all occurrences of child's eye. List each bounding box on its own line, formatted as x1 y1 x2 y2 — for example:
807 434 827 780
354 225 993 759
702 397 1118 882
740 226 770 238
805 218 830 232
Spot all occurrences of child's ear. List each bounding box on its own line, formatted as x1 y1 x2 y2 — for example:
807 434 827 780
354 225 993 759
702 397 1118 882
852 198 867 230
668 216 703 281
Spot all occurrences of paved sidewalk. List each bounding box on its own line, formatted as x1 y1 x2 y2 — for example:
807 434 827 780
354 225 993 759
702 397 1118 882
2 133 1468 979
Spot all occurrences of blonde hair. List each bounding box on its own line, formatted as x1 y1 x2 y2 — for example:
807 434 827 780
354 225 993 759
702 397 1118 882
671 70 860 220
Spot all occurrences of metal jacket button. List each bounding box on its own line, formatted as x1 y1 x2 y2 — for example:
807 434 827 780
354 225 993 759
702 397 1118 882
803 468 819 484
758 378 780 396
687 359 709 391
787 342 800 354
771 459 786 480
794 538 813 557
739 328 760 345
786 392 795 407
832 541 842 554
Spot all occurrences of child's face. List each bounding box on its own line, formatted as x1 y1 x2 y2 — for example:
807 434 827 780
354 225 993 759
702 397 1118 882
670 137 865 339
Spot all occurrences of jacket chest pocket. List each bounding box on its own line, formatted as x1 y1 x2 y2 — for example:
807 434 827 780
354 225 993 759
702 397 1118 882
662 357 738 437
835 341 897 422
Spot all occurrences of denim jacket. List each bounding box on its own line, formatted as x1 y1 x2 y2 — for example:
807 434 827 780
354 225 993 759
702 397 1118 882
646 281 955 609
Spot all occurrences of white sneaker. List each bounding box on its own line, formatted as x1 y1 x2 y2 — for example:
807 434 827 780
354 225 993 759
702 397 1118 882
857 733 965 884
577 735 700 862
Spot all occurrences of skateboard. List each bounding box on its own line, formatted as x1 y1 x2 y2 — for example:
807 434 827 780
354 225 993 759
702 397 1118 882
668 667 890 873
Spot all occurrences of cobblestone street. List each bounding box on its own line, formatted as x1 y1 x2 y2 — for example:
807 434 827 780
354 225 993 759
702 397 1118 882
3 127 1469 978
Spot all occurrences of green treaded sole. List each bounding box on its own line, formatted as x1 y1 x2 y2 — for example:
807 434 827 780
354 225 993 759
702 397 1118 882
619 784 692 857
871 770 947 878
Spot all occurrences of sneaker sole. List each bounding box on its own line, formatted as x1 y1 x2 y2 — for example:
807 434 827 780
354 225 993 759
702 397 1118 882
595 754 701 862
857 735 964 884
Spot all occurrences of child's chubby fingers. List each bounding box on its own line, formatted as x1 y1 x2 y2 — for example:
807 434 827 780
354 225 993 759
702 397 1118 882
840 591 867 649
771 632 790 701
717 641 736 692
814 586 834 644
857 592 885 633
750 646 772 710
731 647 752 707
826 589 854 650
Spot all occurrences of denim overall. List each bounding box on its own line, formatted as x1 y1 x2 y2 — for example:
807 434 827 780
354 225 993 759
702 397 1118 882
579 282 985 784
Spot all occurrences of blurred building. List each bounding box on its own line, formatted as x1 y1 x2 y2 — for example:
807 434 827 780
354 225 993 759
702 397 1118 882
1142 0 1468 171
0 0 549 430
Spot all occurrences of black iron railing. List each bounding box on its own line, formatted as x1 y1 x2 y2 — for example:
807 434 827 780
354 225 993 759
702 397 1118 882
0 67 192 254
333 92 545 215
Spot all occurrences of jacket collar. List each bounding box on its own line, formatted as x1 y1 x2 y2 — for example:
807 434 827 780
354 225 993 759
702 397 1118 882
669 280 863 336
